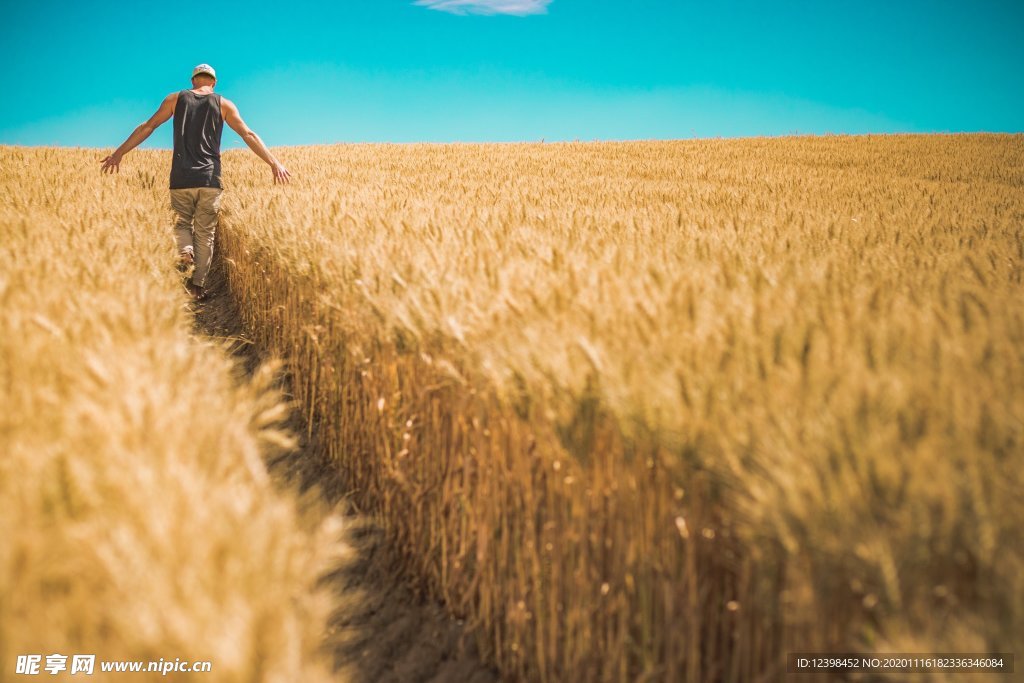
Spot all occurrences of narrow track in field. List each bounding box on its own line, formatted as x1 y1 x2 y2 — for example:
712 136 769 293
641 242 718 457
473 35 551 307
188 253 498 683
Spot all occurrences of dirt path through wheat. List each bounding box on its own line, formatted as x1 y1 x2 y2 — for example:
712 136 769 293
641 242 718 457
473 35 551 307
188 254 497 683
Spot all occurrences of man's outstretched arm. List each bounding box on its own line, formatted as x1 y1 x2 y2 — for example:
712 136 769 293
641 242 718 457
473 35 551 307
222 98 291 184
100 93 177 174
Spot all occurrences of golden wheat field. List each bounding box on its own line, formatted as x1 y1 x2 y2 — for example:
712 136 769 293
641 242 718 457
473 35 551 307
3 135 1023 682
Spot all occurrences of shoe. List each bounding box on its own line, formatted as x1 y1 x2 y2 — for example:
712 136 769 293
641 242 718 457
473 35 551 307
188 283 208 301
177 251 194 273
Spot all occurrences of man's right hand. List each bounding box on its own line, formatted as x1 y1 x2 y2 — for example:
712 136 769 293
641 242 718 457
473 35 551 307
272 162 291 184
222 97 289 183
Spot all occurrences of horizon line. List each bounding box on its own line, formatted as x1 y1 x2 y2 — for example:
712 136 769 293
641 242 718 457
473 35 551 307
2 131 1021 151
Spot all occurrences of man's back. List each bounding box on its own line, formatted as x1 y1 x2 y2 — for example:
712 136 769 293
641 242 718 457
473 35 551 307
170 89 224 190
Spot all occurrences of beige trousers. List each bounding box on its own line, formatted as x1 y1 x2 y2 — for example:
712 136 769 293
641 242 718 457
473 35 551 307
170 188 223 288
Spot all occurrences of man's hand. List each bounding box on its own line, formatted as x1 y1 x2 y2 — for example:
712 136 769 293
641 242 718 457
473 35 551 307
222 97 290 184
100 93 175 176
272 162 291 184
100 153 123 174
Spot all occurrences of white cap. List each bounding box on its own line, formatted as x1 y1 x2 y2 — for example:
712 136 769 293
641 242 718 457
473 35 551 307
191 64 217 80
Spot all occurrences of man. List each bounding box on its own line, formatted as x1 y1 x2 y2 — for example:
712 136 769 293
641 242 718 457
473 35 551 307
100 64 290 300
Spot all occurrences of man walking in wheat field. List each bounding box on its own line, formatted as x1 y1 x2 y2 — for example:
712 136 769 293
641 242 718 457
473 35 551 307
100 64 290 300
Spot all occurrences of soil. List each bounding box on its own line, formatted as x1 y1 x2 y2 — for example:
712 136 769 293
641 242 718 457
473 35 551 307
188 256 498 683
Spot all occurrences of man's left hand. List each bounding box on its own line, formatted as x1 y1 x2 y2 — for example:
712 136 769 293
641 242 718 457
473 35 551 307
100 153 122 174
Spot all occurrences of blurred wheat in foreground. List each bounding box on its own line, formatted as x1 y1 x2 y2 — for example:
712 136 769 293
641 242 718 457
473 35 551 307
0 147 342 682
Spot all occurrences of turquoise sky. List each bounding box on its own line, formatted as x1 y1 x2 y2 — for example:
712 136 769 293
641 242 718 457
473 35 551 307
1 0 1021 147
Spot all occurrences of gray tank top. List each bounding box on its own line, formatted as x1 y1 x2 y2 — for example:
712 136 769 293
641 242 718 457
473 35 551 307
170 90 224 190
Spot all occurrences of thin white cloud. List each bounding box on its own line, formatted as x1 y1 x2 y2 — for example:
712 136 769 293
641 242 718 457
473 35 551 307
414 0 552 16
